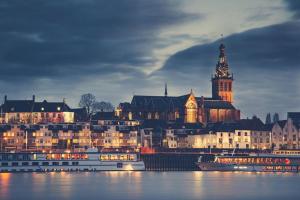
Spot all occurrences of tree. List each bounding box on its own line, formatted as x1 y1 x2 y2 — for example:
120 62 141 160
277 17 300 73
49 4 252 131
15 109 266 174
273 113 279 123
79 93 96 118
92 101 114 112
265 113 271 124
79 94 115 119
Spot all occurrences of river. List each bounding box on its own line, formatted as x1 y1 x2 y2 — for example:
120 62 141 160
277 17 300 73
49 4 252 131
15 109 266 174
0 172 299 200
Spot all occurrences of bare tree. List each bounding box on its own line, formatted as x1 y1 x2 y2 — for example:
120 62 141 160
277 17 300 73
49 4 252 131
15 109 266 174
93 101 114 112
79 93 96 118
79 94 115 119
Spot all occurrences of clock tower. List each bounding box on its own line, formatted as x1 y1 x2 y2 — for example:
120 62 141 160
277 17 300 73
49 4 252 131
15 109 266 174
212 43 233 103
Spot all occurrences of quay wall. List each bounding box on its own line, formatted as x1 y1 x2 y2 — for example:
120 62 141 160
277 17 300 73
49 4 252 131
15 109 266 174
141 153 214 171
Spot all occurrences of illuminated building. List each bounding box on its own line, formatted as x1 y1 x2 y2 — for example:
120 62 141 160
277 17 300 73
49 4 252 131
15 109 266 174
272 113 300 150
117 43 240 125
0 95 75 124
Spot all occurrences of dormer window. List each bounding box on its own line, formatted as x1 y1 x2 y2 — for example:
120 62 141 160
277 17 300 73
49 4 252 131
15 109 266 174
57 107 61 111
41 107 44 111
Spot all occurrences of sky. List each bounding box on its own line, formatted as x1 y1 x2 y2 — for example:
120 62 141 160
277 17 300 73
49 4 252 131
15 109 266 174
0 0 299 120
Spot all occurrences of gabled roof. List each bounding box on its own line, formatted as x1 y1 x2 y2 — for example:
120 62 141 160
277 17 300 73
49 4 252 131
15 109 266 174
277 120 287 129
1 100 34 112
33 100 71 112
235 118 265 131
208 117 266 132
1 99 72 113
202 99 235 109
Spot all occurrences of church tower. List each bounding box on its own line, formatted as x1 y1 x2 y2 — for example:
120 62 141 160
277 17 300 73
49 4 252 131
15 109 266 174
211 43 233 103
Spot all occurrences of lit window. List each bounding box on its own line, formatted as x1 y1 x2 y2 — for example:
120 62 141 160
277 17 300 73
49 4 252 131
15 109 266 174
57 107 61 111
41 107 44 111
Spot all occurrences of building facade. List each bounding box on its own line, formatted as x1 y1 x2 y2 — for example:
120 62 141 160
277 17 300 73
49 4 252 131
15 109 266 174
0 95 75 124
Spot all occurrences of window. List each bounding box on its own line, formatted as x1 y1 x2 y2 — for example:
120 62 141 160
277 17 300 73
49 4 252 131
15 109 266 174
244 132 248 136
32 162 39 166
72 162 79 166
62 162 69 166
2 162 8 166
218 138 222 144
293 135 297 141
22 162 29 166
186 102 197 123
238 132 241 136
42 162 49 166
52 162 59 166
12 162 18 166
224 82 228 91
117 163 123 168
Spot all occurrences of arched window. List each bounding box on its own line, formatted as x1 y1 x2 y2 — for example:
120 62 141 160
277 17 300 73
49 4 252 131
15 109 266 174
186 103 197 123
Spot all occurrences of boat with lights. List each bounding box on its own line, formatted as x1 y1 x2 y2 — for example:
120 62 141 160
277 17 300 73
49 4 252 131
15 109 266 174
197 154 300 172
0 148 145 172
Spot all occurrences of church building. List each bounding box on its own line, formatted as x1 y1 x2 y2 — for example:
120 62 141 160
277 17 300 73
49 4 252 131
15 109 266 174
116 43 240 125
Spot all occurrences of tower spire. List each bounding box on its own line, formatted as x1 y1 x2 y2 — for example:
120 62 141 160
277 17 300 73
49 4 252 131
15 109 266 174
215 41 230 78
211 40 234 103
164 82 168 97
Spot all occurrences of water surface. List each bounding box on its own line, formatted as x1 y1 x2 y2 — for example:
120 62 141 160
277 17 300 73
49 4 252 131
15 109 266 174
0 172 299 200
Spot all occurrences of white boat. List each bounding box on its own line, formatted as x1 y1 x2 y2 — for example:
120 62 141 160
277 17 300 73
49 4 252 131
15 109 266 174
197 154 300 172
0 149 145 172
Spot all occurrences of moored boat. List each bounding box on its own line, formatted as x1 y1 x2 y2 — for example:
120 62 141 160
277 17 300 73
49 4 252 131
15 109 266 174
0 148 145 172
197 154 300 172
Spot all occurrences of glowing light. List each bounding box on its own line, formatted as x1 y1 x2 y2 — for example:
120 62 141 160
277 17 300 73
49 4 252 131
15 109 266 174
125 164 134 171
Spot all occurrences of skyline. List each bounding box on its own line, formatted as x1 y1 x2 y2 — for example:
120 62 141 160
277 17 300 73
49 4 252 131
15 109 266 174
0 0 300 119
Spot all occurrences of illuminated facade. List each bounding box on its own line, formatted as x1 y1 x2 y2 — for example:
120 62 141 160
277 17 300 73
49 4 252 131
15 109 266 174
0 95 74 124
117 43 240 125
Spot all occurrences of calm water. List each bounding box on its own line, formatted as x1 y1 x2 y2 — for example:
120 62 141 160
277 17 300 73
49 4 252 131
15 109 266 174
0 172 299 200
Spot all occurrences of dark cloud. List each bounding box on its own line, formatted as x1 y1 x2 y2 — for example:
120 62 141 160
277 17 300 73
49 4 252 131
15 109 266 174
285 0 300 18
0 0 200 81
158 20 300 118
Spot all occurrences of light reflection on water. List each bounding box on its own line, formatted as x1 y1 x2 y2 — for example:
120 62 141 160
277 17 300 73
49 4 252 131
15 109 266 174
0 172 299 200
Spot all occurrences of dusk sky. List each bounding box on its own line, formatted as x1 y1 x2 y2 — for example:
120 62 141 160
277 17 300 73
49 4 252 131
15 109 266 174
0 0 299 119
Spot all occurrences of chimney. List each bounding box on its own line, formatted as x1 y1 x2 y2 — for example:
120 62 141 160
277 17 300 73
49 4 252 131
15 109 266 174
4 95 7 102
32 95 35 102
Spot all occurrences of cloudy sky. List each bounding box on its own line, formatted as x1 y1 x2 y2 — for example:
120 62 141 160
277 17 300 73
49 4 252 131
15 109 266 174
0 0 299 119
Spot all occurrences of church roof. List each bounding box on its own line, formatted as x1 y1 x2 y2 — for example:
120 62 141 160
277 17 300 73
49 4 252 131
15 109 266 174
131 94 190 112
129 94 236 112
196 98 236 109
